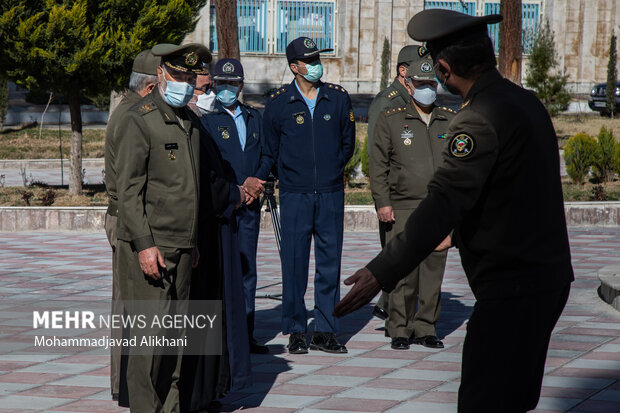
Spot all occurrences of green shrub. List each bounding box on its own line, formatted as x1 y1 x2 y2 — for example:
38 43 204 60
344 140 361 187
360 134 369 177
592 126 617 182
614 140 620 175
564 132 597 184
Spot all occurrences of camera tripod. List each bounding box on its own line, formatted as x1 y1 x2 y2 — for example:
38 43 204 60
256 175 283 301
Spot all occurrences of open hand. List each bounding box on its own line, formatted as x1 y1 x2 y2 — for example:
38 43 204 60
333 267 382 317
138 246 165 280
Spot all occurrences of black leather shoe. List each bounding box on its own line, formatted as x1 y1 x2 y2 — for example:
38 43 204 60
309 332 348 353
250 341 269 354
112 393 119 401
390 337 409 350
412 335 444 349
287 332 308 354
372 305 388 320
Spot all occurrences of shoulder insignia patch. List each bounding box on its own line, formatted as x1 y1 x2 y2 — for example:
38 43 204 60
138 102 157 114
439 106 456 114
449 133 475 158
271 87 287 100
386 106 406 116
387 90 399 99
349 109 355 122
459 100 471 111
327 83 347 93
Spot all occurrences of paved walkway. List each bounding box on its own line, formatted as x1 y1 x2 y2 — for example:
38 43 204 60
0 229 619 412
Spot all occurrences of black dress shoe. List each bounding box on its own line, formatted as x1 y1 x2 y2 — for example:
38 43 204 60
372 305 388 320
287 332 308 354
412 335 444 349
309 332 348 353
249 341 269 354
112 393 119 401
390 337 409 350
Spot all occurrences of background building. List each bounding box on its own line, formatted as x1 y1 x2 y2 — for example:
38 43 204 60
186 0 620 95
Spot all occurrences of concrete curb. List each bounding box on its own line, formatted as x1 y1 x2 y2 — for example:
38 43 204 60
1 202 620 232
0 158 104 170
599 265 620 311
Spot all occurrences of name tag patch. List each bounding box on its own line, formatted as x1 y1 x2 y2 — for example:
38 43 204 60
165 143 178 150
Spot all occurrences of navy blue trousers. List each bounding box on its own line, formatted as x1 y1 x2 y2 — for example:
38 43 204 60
236 204 260 341
279 191 344 334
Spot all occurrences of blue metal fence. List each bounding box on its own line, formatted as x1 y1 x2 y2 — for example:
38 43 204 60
424 1 541 54
209 1 335 55
275 1 335 53
210 0 269 53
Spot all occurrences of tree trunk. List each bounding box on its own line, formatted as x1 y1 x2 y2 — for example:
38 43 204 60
68 92 83 195
214 0 240 59
498 0 522 84
109 90 125 117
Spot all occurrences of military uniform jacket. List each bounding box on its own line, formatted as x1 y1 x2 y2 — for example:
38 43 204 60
367 69 574 300
115 90 201 252
104 90 142 217
263 80 356 193
369 104 454 209
201 101 274 186
367 78 412 148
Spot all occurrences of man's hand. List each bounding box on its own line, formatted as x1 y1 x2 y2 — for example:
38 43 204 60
333 267 382 317
242 177 265 199
138 246 165 280
235 185 247 209
377 206 395 223
192 246 200 268
434 234 452 251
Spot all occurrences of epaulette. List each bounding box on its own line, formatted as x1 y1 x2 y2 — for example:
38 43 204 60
438 105 456 114
137 102 157 115
387 90 399 99
459 100 471 111
385 106 406 116
326 83 347 93
269 87 287 100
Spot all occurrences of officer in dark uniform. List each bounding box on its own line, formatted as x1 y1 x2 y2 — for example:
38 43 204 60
104 48 159 401
200 58 274 354
263 36 356 354
367 45 425 321
115 42 211 412
369 48 455 350
335 10 573 413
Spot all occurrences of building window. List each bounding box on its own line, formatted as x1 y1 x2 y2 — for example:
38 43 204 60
209 0 337 55
424 0 542 54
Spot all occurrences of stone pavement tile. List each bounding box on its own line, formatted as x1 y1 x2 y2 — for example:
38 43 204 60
233 393 326 409
307 397 399 412
337 357 413 369
534 397 582 411
551 367 620 380
584 351 620 360
289 374 372 388
222 407 295 413
385 401 456 413
550 333 611 344
431 381 460 392
564 359 620 370
48 399 126 412
591 389 620 402
0 382 40 395
0 372 69 384
336 386 420 401
569 400 620 413
313 365 392 377
253 362 322 375
16 384 103 398
425 351 462 362
0 360 38 371
361 349 420 360
0 394 73 410
16 361 101 375
412 390 458 403
384 368 461 381
47 375 109 388
406 361 461 372
269 383 345 397
83 389 116 400
541 375 615 390
363 377 443 391
253 372 300 384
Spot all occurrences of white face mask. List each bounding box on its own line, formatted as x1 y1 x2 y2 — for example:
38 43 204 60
196 90 216 115
412 84 437 107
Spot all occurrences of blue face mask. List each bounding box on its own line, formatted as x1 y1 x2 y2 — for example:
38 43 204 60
412 84 437 107
160 68 194 108
216 84 239 107
302 61 323 82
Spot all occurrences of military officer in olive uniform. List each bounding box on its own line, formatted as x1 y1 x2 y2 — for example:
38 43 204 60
335 10 573 413
115 43 211 413
369 48 454 350
104 48 159 402
367 45 426 321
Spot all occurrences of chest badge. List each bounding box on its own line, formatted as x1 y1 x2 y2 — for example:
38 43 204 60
168 150 176 161
218 126 230 140
401 125 414 146
252 132 258 140
296 114 305 124
323 114 331 121
449 133 475 158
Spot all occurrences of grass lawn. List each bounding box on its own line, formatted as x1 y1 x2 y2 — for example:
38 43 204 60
0 127 105 159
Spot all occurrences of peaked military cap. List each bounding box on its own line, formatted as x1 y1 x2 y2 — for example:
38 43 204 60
286 36 333 62
151 43 211 74
407 9 502 58
213 58 244 81
397 45 435 81
132 49 160 76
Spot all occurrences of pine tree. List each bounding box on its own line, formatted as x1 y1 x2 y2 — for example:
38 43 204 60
380 37 390 90
606 31 617 118
0 0 207 194
524 21 571 116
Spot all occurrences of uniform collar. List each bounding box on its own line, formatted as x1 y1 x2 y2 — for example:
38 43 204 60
287 80 330 104
464 68 503 102
213 100 251 120
153 89 193 131
390 77 413 106
404 104 446 125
